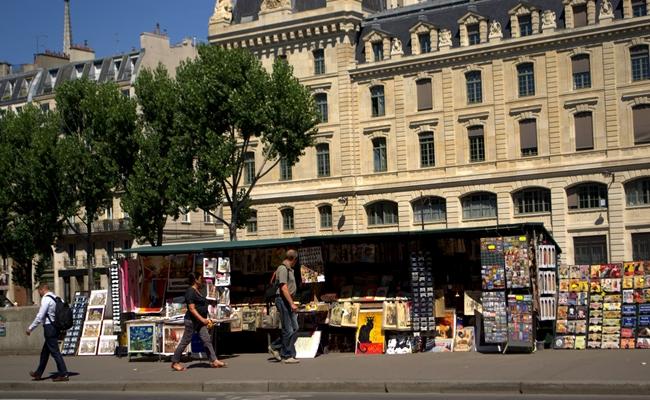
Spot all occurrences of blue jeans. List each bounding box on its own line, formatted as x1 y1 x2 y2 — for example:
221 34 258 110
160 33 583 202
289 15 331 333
272 297 299 359
35 324 68 377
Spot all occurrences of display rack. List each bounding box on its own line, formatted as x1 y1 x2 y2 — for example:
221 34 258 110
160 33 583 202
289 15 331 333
62 292 88 356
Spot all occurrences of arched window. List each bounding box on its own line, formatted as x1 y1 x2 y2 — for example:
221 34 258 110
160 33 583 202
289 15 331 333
625 178 650 206
319 205 332 229
370 86 385 117
281 208 294 231
517 63 535 97
567 183 607 209
631 45 650 81
246 210 258 233
366 201 398 226
462 192 497 219
412 197 446 223
513 187 551 214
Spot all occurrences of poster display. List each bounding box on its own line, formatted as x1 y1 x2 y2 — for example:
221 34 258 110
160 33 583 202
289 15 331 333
137 256 170 313
432 309 456 352
507 294 533 346
503 236 531 288
556 265 589 349
482 291 507 343
385 333 414 355
298 247 325 283
409 250 434 332
62 293 88 356
355 310 384 354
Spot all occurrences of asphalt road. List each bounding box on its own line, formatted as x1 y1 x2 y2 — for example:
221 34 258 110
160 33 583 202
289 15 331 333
2 393 650 400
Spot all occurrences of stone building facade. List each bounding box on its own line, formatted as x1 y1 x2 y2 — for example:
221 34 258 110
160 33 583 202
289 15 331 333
208 0 650 265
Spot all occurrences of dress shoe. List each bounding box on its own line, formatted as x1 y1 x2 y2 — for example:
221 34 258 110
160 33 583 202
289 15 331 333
52 375 69 382
29 371 41 380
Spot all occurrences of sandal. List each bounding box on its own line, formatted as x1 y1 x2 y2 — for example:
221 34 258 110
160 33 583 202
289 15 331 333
210 360 227 368
171 363 187 371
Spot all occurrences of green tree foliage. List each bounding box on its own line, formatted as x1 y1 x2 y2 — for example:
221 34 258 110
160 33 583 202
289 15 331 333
176 46 319 240
0 106 68 296
121 65 189 246
55 79 138 287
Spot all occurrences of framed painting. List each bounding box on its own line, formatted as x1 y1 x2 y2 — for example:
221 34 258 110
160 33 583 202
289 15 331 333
86 306 105 322
340 301 360 328
97 335 118 356
382 301 397 330
78 337 98 356
82 321 101 337
88 289 108 307
101 320 115 336
355 309 384 355
127 323 156 353
162 325 188 355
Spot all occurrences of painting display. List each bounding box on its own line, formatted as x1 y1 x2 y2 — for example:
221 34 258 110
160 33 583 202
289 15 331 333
382 301 397 330
101 320 115 336
355 310 384 355
97 336 118 356
82 321 101 337
298 247 325 283
78 337 98 356
128 323 156 353
167 254 194 292
137 256 170 313
86 306 104 322
385 333 414 355
432 309 456 352
62 293 88 356
162 325 187 355
89 289 108 307
340 301 360 328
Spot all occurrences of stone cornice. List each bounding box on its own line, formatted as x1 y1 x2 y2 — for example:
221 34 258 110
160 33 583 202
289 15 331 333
350 17 650 80
409 118 439 129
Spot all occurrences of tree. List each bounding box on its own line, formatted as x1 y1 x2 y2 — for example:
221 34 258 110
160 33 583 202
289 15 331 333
0 106 69 301
121 65 189 246
56 79 138 289
176 46 319 240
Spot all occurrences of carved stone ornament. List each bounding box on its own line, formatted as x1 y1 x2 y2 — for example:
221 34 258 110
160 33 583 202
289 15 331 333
261 0 290 12
599 0 614 18
439 29 452 47
211 0 233 23
391 38 403 56
488 20 503 39
542 10 557 29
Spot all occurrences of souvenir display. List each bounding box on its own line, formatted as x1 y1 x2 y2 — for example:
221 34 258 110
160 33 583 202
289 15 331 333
481 238 505 290
203 258 216 279
453 325 475 352
62 293 88 356
355 310 384 355
507 294 533 346
481 265 506 290
556 265 589 349
385 333 414 354
481 291 507 343
536 245 557 270
382 301 398 330
229 308 243 332
97 335 118 356
108 262 122 332
241 308 259 331
432 309 456 352
215 257 231 286
539 296 556 321
503 236 531 288
538 270 557 295
409 250 435 332
298 247 325 283
396 300 412 331
340 301 360 328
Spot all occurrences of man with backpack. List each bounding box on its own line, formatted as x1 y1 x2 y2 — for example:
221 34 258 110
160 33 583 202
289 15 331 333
268 249 300 364
25 283 69 381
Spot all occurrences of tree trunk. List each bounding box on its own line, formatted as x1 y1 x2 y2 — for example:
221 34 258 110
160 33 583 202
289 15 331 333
86 214 94 291
156 219 164 246
229 204 238 241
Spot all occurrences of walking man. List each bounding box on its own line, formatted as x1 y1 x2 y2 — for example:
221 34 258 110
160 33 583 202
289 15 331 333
268 249 300 364
26 283 69 381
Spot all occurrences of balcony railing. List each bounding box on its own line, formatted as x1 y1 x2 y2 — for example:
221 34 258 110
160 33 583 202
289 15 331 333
62 255 112 269
62 218 130 236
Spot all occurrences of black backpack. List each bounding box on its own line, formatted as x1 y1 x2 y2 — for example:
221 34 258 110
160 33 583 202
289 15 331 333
46 294 74 332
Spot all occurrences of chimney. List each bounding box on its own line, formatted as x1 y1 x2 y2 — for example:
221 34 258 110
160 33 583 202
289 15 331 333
63 0 72 55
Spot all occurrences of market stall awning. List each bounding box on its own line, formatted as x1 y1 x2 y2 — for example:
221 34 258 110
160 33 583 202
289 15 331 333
117 241 214 255
117 237 303 255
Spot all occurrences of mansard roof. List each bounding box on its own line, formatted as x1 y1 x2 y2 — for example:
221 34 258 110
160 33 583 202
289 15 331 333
356 0 623 63
231 0 328 23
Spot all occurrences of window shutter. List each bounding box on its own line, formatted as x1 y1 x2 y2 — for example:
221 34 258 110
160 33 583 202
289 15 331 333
519 119 537 150
416 79 432 111
567 188 578 209
633 105 650 144
572 55 590 74
573 5 587 27
468 125 484 138
575 112 594 150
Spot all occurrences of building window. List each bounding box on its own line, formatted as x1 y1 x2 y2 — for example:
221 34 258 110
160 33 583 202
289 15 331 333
574 235 607 264
281 208 294 231
413 197 446 223
371 86 385 117
182 211 191 223
567 183 608 209
367 201 398 226
467 24 480 45
277 54 287 62
313 49 325 75
419 132 435 167
631 45 650 81
519 15 533 36
573 4 588 27
121 89 130 98
632 233 650 260
244 152 255 184
319 205 332 229
315 93 328 123
247 210 258 233
203 211 213 223
625 178 650 206
574 111 594 151
372 42 383 62
572 54 591 89
632 0 647 17
67 244 76 263
519 119 538 156
107 241 115 259
517 63 535 97
468 125 485 162
416 79 433 111
462 192 497 219
466 71 482 104
513 188 551 214
40 103 50 112
123 240 132 250
106 206 113 220
633 104 650 144
279 158 292 181
418 33 431 53
316 143 330 177
373 137 387 172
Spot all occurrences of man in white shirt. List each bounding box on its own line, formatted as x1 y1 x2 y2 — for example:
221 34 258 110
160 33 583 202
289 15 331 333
26 283 69 381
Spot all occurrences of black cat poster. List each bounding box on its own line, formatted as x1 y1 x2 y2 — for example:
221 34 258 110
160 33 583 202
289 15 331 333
355 310 384 354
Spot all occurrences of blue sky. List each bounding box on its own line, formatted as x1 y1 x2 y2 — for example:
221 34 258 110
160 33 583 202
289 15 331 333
0 0 214 66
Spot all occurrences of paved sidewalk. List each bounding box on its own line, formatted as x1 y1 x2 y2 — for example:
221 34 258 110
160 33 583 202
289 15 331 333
1 350 649 395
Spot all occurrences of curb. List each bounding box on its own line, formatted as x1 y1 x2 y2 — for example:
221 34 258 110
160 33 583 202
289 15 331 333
1 380 649 395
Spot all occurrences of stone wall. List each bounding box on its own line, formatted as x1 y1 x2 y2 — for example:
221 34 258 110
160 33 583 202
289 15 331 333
0 306 44 355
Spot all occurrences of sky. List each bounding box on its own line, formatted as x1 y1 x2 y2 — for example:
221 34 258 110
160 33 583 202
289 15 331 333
0 0 215 66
